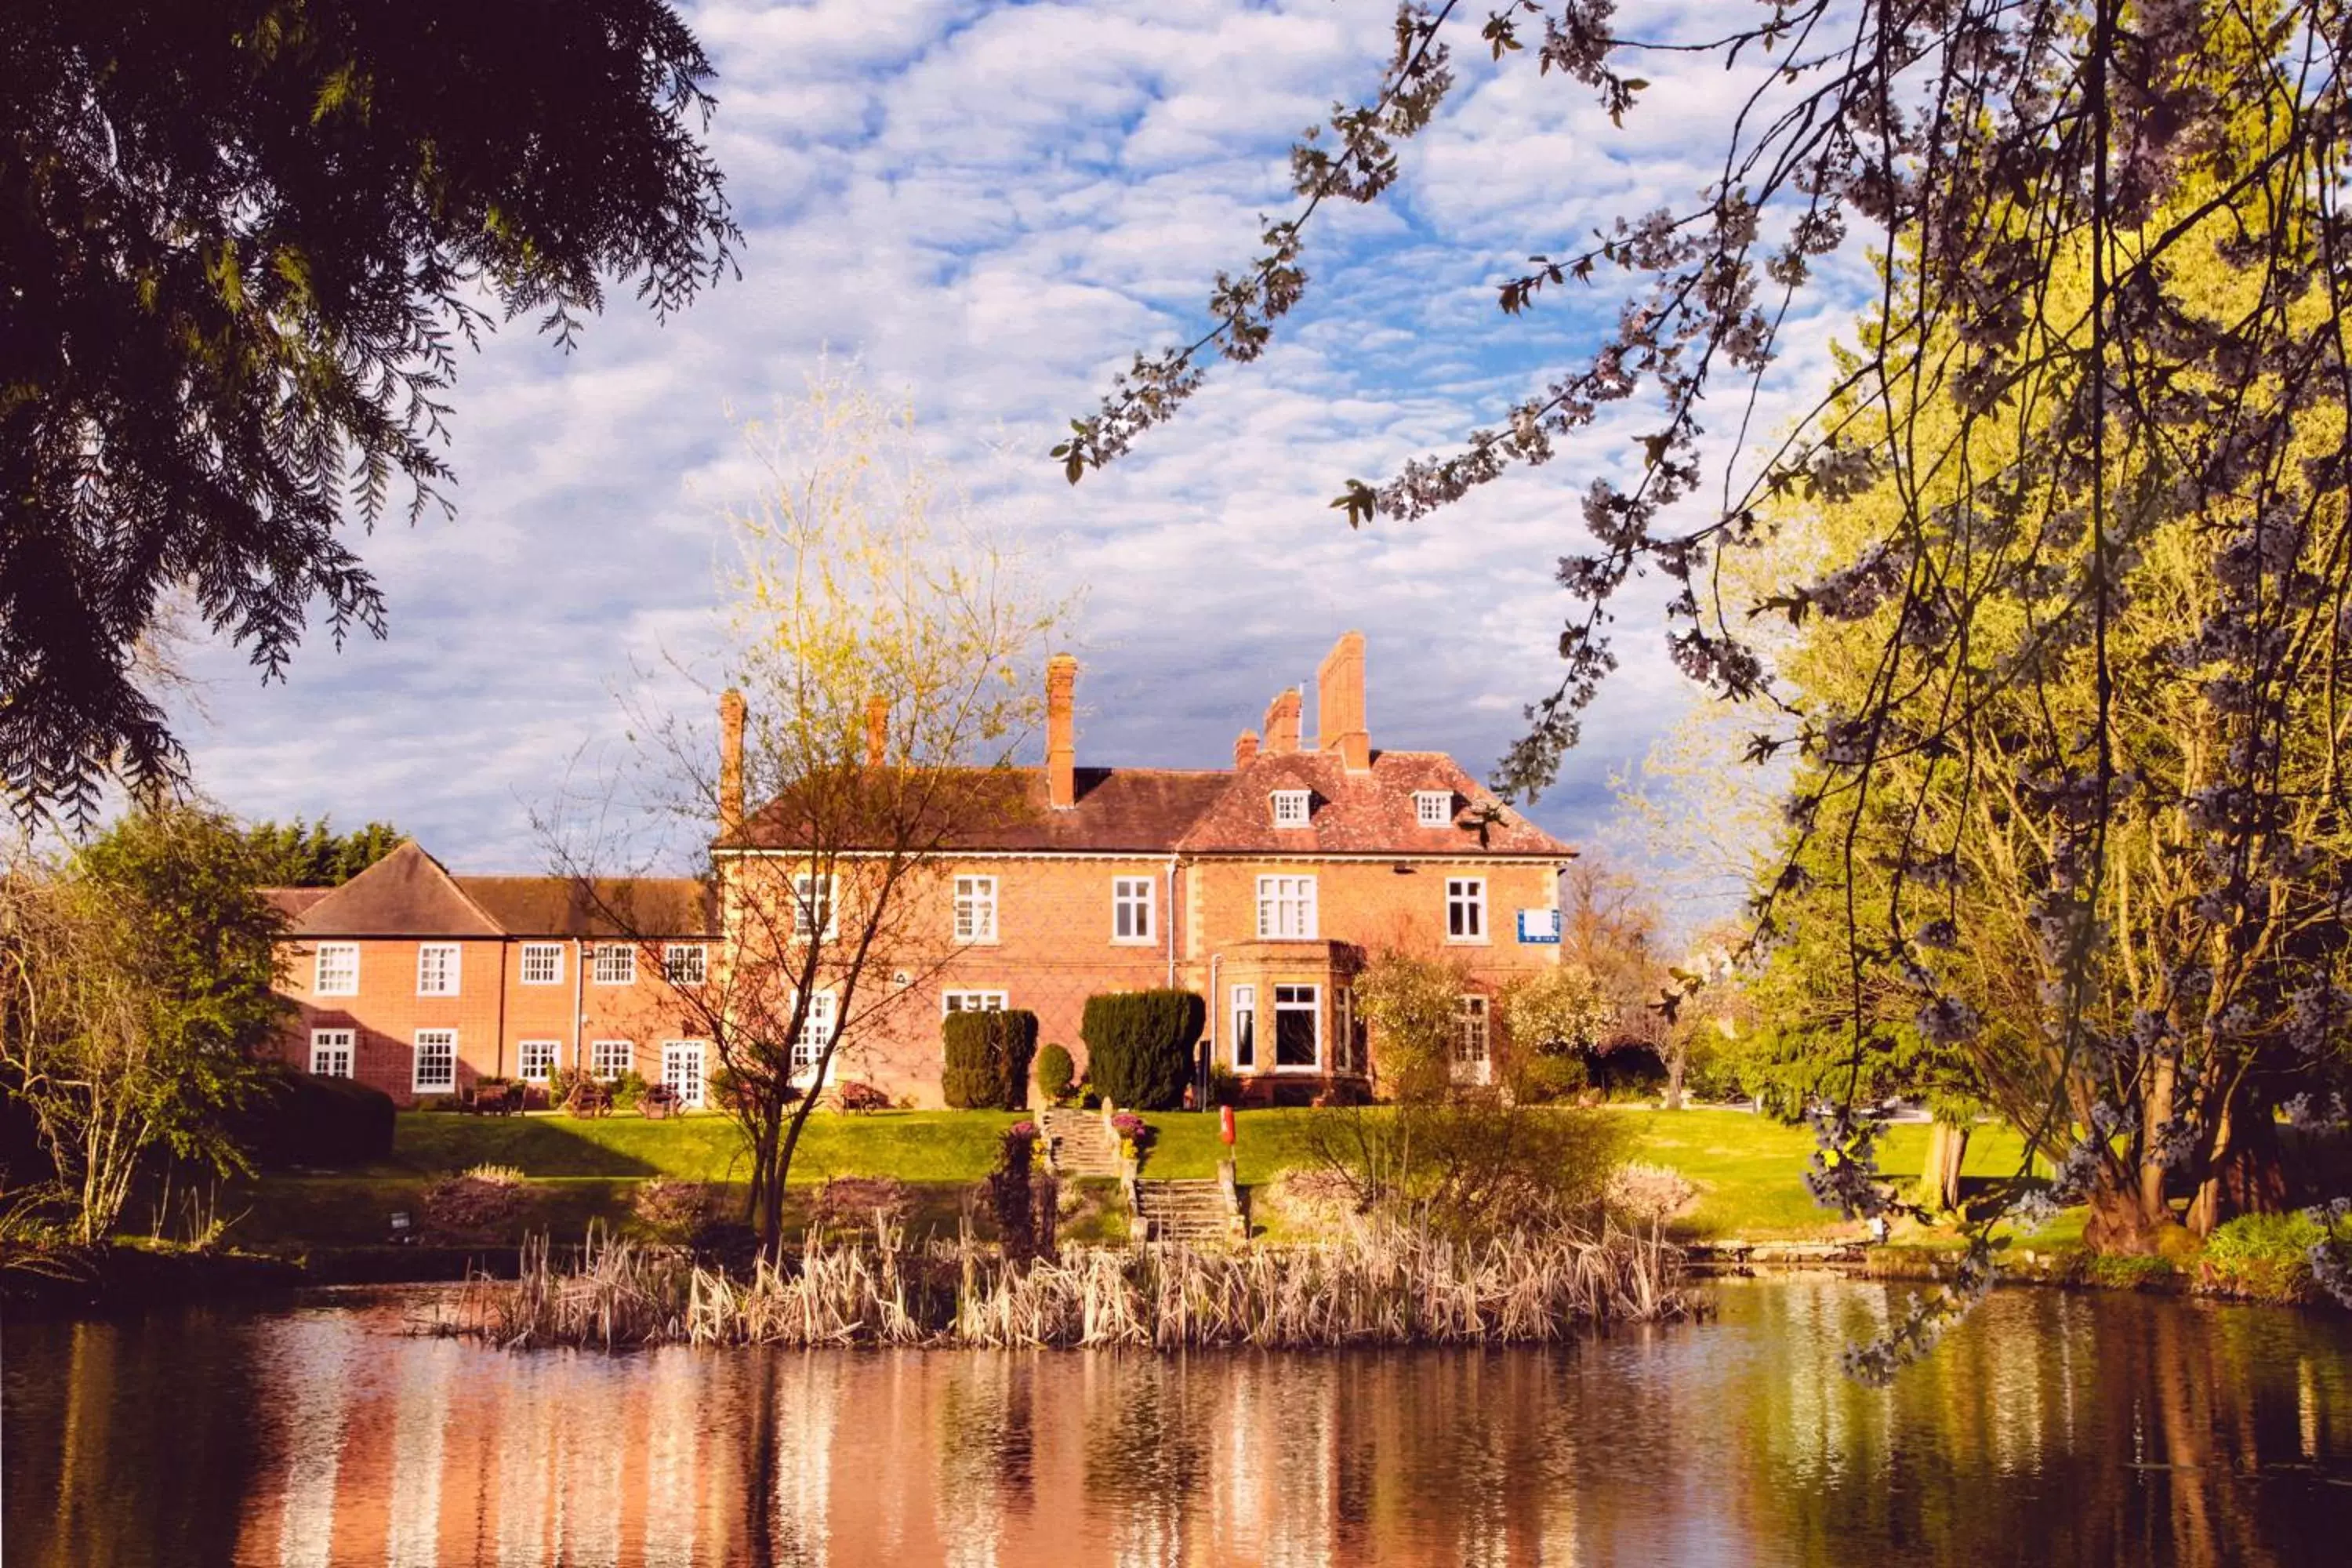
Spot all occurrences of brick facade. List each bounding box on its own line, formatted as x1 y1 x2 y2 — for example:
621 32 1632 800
721 633 1577 1107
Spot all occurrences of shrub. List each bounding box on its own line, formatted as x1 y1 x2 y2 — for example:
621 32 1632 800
420 1166 530 1238
807 1174 913 1235
230 1065 396 1169
633 1178 718 1245
834 1080 891 1113
1607 1162 1697 1226
2202 1210 2352 1301
608 1069 649 1112
990 1123 1044 1261
1035 1043 1076 1104
942 1009 1040 1110
1079 990 1204 1111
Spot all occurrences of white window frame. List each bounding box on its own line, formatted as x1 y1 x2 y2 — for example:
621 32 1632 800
1414 791 1453 827
953 875 999 944
1256 875 1319 939
313 942 359 996
1455 995 1492 1081
1272 984 1322 1073
416 943 460 997
591 942 637 985
791 994 838 1080
1270 789 1312 827
309 1028 355 1078
518 1040 560 1083
412 1029 457 1094
519 942 564 986
1230 984 1258 1072
663 943 708 986
1112 877 1155 944
1446 877 1488 943
1336 988 1359 1076
661 1040 708 1109
590 1039 635 1080
942 990 1007 1014
793 873 837 939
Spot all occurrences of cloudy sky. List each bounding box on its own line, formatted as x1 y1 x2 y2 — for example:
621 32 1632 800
176 0 1860 891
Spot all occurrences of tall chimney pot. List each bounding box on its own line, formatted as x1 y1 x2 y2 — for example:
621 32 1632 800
1047 655 1078 810
1234 730 1260 768
718 688 747 836
1317 631 1370 774
1262 689 1302 756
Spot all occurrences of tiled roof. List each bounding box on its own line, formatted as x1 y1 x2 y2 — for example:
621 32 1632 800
1176 751 1572 857
456 876 713 937
731 754 1571 859
275 840 714 937
734 767 1232 855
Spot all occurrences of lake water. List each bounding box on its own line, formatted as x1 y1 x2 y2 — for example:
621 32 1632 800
5 1278 2350 1566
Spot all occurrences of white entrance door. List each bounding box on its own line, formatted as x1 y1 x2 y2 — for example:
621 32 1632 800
662 1040 706 1108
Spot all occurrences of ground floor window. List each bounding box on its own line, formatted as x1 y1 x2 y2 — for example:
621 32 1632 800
310 1029 354 1078
942 990 1007 1014
591 1039 634 1080
518 1040 559 1083
413 1029 456 1094
1335 989 1365 1076
662 1040 707 1108
793 993 838 1079
1454 996 1490 1080
1274 984 1319 1070
1230 985 1257 1070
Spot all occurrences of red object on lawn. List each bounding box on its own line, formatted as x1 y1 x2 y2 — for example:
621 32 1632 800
1220 1105 1236 1146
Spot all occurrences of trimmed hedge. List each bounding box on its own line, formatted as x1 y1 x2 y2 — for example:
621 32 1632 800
1080 989 1205 1111
233 1065 397 1169
1035 1043 1076 1103
942 1009 1040 1110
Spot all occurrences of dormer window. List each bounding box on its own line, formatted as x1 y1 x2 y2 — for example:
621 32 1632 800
1270 789 1312 827
1414 791 1453 827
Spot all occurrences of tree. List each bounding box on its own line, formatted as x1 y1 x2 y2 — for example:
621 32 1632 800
2 1 739 822
546 370 1067 1257
1496 961 1610 1100
0 806 286 1243
241 818 403 887
1061 1 2352 1326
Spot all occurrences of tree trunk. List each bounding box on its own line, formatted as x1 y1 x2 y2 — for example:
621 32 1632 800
2187 1080 2291 1237
1918 1120 1969 1212
2084 1161 2189 1255
1663 1040 1687 1111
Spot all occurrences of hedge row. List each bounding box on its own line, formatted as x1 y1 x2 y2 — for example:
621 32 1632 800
942 1009 1040 1110
1080 989 1205 1111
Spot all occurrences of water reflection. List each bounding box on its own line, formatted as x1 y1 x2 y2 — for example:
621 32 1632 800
5 1280 2349 1566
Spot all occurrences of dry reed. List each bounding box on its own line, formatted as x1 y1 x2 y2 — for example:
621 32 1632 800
430 1218 1697 1352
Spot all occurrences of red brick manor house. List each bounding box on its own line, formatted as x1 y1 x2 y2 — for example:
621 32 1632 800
267 633 1574 1108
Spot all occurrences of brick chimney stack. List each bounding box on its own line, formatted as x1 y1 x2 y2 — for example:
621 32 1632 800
719 688 746 836
865 695 889 769
1047 654 1078 809
1316 630 1370 774
1262 688 1302 755
1234 730 1260 768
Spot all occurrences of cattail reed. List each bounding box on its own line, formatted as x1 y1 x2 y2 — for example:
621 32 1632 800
430 1218 1695 1351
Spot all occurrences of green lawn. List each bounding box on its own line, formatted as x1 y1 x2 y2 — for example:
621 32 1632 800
240 1105 2085 1253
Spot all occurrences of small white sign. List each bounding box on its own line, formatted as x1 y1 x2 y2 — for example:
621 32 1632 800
1517 908 1562 945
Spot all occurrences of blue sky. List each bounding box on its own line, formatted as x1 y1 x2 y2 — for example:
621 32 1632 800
176 0 1855 887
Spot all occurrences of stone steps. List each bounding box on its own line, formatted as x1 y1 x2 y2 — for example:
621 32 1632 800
1039 1109 1122 1177
1134 1178 1237 1245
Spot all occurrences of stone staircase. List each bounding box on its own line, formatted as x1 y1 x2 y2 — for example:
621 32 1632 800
1134 1178 1240 1246
1038 1108 1121 1178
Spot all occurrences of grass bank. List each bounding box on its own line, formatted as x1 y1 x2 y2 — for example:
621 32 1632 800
231 1105 2088 1256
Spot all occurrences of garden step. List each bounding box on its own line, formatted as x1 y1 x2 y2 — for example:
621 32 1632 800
1038 1109 1123 1177
1133 1178 1240 1245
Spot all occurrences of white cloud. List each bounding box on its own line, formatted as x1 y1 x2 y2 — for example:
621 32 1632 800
176 0 1868 872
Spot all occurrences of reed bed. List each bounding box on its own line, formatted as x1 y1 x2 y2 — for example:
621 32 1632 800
433 1219 1697 1352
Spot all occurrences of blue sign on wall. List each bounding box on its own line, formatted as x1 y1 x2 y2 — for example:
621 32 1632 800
1517 909 1562 945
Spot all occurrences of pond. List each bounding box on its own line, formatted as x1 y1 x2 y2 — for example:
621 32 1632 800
5 1278 2349 1566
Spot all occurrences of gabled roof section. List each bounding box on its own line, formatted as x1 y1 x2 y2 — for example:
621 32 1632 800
456 876 713 938
278 840 505 938
731 766 1232 855
1177 751 1573 857
260 886 332 922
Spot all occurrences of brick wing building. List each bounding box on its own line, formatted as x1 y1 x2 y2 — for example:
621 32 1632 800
264 842 715 1107
719 632 1575 1105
